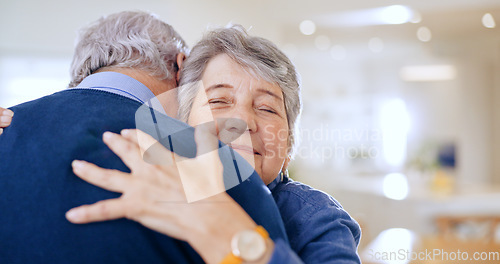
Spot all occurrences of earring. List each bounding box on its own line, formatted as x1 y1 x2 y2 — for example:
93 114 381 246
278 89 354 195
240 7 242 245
279 169 289 181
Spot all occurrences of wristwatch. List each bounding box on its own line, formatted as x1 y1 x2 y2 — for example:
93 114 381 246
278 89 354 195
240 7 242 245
221 226 269 264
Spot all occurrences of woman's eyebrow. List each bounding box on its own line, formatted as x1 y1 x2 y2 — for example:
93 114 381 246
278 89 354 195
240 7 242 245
205 84 283 102
256 88 283 101
205 83 233 93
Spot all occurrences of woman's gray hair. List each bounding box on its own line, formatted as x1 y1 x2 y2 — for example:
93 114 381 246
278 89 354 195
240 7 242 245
178 25 302 157
69 11 188 87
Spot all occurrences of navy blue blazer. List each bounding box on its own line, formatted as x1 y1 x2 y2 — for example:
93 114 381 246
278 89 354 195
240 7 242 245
0 89 287 263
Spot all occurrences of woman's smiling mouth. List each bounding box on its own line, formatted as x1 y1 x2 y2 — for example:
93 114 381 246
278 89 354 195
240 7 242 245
229 144 262 156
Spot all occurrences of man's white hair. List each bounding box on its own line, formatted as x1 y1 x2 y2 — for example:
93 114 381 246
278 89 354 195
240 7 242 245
69 11 188 87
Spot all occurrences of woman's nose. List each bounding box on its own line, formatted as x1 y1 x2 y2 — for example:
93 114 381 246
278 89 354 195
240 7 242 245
232 107 257 133
217 117 246 145
216 108 257 144
224 117 248 134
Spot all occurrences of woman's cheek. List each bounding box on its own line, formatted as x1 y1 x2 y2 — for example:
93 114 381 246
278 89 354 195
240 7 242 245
263 124 276 142
277 127 288 143
264 142 276 160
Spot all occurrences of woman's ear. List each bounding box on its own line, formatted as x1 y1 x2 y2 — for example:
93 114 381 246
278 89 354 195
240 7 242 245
175 52 187 84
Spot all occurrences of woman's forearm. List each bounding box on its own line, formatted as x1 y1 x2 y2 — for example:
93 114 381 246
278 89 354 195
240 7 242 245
186 201 308 264
184 193 273 264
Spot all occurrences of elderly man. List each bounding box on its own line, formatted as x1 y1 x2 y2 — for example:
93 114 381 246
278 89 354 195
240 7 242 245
0 11 287 263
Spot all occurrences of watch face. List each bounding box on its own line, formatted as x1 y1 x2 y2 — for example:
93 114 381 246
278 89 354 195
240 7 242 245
233 229 267 261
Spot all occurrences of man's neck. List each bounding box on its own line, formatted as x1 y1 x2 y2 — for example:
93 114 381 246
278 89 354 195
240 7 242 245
96 68 179 118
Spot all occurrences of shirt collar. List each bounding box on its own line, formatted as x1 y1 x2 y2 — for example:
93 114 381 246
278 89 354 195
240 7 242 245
267 172 285 191
74 72 165 114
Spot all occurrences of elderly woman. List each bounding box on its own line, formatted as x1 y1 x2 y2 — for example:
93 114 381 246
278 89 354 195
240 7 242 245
0 26 360 263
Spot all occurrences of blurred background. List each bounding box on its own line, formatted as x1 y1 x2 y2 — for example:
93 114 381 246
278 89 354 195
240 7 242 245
2 0 500 263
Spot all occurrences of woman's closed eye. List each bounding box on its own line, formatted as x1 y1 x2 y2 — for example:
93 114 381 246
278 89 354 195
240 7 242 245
258 105 278 115
208 98 231 105
207 98 233 110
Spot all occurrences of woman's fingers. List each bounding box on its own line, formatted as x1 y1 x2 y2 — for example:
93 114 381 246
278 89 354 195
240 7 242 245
0 108 14 128
72 160 128 193
66 198 127 224
121 129 176 166
121 129 159 153
120 129 141 146
102 131 149 171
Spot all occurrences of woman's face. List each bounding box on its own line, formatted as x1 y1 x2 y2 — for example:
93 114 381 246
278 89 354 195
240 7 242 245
188 54 289 184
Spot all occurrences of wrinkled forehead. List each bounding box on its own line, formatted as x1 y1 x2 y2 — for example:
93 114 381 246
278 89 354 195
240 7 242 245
201 54 284 99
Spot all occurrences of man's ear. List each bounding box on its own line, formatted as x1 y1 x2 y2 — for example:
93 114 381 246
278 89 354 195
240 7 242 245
175 52 187 84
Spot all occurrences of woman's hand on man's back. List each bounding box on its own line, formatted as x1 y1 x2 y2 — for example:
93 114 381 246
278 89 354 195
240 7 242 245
0 107 14 134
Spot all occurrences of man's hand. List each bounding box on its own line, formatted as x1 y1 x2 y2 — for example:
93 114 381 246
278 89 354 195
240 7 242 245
0 108 14 135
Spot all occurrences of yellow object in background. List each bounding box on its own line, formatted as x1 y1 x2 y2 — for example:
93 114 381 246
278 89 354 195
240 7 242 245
431 169 454 195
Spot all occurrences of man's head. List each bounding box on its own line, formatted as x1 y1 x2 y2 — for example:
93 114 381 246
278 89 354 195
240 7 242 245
69 11 188 89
